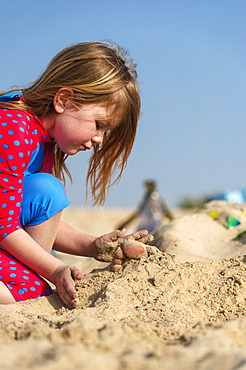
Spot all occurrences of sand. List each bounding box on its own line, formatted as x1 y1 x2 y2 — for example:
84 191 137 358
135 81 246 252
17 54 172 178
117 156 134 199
1 201 246 369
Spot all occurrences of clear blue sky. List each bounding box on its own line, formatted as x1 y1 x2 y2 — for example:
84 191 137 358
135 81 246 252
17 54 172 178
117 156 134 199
1 0 246 208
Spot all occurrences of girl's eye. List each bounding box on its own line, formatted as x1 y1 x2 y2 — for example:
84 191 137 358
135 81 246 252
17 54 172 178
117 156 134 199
96 121 104 130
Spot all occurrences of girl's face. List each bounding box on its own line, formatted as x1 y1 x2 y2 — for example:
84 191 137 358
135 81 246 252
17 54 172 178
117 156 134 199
45 95 120 155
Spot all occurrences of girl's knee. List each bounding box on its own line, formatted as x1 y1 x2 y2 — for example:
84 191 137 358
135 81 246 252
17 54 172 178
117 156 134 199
24 173 65 197
21 173 70 226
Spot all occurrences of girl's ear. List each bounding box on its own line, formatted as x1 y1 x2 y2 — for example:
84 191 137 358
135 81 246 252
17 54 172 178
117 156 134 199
53 88 74 113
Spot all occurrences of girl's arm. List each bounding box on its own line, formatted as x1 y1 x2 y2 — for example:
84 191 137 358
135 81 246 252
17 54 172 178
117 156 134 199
54 221 154 262
1 229 82 306
54 221 98 258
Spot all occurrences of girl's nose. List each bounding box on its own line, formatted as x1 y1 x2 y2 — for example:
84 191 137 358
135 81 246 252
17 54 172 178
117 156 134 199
92 131 104 144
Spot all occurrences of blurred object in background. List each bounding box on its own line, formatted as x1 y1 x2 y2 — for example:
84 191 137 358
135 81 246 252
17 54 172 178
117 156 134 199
178 187 246 211
178 194 212 209
117 179 174 233
212 188 246 203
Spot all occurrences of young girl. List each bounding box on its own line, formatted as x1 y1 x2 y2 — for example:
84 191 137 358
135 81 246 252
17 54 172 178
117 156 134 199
0 41 153 307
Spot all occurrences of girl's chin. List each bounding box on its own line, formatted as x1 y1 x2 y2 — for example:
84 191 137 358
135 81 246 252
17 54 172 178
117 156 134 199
62 149 78 156
60 146 86 155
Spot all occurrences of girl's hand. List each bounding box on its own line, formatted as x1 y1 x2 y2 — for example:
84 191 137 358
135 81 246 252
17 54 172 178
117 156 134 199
94 229 126 262
119 229 154 245
94 229 154 269
51 264 83 307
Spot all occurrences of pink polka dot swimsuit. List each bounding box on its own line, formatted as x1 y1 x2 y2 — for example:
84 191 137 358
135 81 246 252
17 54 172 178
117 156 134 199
0 107 54 240
0 248 52 301
0 96 57 301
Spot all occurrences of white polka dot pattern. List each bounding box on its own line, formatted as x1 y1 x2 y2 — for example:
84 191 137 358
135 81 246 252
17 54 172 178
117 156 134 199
0 108 54 240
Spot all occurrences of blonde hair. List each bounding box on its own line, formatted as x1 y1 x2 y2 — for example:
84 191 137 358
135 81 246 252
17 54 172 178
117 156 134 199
0 41 140 205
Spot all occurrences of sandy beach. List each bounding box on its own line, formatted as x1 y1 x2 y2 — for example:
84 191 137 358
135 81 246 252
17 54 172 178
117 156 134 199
1 201 246 369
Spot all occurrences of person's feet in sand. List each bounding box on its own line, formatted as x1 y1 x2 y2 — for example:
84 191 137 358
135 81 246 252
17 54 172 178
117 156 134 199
94 229 154 273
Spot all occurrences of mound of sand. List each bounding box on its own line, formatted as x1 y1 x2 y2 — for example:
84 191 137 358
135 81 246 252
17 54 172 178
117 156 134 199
1 201 246 369
151 200 246 262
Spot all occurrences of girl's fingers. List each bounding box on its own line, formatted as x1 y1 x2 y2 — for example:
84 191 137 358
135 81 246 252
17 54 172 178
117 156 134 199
114 247 124 259
112 257 122 265
58 285 77 307
120 229 149 243
71 266 83 280
138 234 154 244
65 284 78 306
121 230 154 245
57 266 82 306
134 229 149 239
110 264 122 272
103 229 126 242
